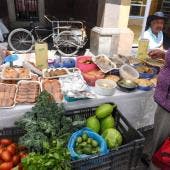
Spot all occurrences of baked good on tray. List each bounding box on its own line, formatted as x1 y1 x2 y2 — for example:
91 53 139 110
3 67 30 79
42 79 63 102
0 83 16 107
16 81 40 103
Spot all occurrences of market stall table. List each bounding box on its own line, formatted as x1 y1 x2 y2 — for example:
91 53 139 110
0 88 157 129
0 51 157 129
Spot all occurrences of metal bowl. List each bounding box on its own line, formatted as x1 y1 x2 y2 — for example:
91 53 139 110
117 79 138 92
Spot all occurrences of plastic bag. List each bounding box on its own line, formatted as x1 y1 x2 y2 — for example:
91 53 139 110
68 127 108 160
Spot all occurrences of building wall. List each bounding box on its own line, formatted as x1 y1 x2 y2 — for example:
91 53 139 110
0 0 8 19
45 0 98 46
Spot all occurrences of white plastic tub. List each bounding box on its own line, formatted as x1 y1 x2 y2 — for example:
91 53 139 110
95 79 117 96
120 64 139 81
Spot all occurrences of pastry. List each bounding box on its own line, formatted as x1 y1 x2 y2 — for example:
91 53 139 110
16 82 40 103
3 67 30 79
43 79 63 102
0 83 16 107
135 79 153 87
105 75 120 82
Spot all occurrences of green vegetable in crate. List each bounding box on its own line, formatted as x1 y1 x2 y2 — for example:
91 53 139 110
76 137 83 144
100 115 115 133
22 139 71 170
86 116 100 133
102 128 122 149
95 103 116 119
75 132 100 155
82 133 88 141
15 91 85 170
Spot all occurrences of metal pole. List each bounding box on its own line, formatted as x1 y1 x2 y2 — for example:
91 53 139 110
141 0 152 38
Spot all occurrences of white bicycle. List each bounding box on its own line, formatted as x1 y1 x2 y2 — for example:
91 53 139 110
8 15 87 56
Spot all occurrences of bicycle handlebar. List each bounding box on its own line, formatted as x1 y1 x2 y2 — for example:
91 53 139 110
44 15 52 22
44 15 85 28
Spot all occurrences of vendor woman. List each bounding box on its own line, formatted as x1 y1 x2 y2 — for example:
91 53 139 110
144 12 166 50
143 48 170 169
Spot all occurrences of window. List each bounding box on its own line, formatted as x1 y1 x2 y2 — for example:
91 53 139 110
14 0 39 21
128 0 152 45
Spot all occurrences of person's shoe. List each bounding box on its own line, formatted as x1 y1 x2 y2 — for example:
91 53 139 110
141 153 151 167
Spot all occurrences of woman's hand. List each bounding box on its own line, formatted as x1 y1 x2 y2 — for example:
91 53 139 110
148 49 166 59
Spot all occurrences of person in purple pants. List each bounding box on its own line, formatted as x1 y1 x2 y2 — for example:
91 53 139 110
143 49 170 170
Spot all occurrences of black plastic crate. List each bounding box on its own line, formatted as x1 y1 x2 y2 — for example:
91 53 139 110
65 103 145 170
0 103 145 170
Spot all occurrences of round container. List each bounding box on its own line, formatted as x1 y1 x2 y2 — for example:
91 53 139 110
76 56 97 73
134 64 157 79
138 85 153 91
95 79 117 96
117 79 138 92
119 64 139 81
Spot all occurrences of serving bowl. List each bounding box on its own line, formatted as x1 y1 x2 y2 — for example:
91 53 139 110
134 64 157 79
95 79 117 96
135 79 154 91
117 79 138 92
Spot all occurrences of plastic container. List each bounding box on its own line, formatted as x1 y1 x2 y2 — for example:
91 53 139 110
76 56 97 73
92 55 116 73
95 79 117 96
68 128 108 160
1 66 31 80
0 83 17 109
119 64 139 81
15 80 42 104
42 68 69 79
138 85 153 91
82 70 105 87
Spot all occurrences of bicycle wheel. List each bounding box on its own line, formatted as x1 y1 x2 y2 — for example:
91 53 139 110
54 31 80 57
8 28 35 53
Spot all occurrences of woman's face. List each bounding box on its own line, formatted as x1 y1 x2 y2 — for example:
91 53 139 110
151 19 164 34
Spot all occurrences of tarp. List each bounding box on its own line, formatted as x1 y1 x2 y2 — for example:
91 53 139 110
0 19 9 42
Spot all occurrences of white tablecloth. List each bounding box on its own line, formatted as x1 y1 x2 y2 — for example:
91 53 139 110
0 51 157 129
0 89 157 129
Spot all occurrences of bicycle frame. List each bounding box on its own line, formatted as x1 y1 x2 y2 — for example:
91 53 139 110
31 16 86 45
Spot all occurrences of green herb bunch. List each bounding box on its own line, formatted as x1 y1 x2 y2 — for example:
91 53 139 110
16 91 73 152
21 139 71 170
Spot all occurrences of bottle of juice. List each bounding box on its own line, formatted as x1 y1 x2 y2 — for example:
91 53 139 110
137 39 149 60
35 42 48 69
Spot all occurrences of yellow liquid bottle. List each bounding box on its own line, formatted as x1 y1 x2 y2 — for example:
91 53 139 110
137 39 149 60
35 42 48 69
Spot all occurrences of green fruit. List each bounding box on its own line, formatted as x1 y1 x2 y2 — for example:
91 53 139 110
83 147 92 155
86 144 92 149
91 140 98 147
76 149 83 154
80 142 87 147
91 150 97 154
86 116 100 133
76 137 83 143
102 128 123 149
87 138 92 144
96 146 100 152
82 133 88 141
100 115 115 133
95 104 116 119
75 142 79 147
